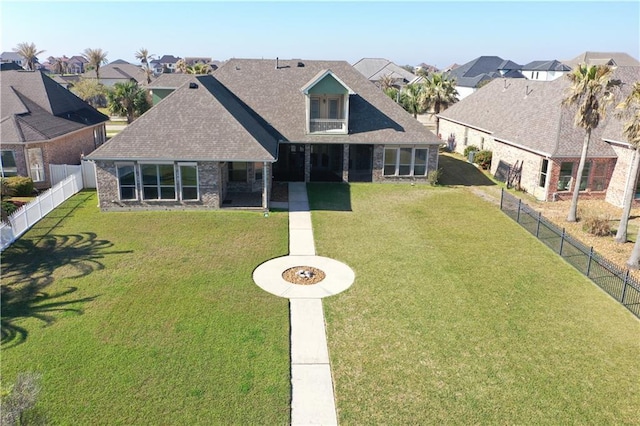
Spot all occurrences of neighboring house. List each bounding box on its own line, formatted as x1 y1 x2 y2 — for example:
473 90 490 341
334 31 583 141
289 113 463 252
437 66 640 205
352 58 421 88
445 56 524 100
146 73 194 105
1 70 109 188
156 55 181 73
149 59 163 75
416 63 439 74
0 52 25 68
0 62 23 71
563 51 640 69
520 60 571 81
185 57 211 66
67 55 88 74
82 59 146 86
87 58 441 211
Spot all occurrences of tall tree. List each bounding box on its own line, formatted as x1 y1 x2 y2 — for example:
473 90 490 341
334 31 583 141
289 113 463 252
422 72 458 135
563 64 619 222
69 78 107 108
135 48 155 84
13 42 45 71
52 56 68 75
400 83 425 118
175 58 187 74
614 83 640 267
82 48 108 80
188 63 212 75
106 81 151 124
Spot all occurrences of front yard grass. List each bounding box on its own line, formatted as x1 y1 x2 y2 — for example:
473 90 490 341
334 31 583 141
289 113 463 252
1 191 290 424
309 183 640 424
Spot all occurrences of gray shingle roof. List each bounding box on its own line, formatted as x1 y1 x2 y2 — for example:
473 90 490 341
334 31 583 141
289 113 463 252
147 73 193 88
1 70 108 143
83 60 145 83
87 75 278 162
563 52 640 69
602 67 640 145
522 60 571 72
438 66 640 158
214 58 439 144
353 58 417 83
446 56 524 88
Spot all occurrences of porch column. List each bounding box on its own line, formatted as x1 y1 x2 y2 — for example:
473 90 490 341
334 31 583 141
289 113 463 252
342 144 349 182
262 162 269 210
304 144 311 183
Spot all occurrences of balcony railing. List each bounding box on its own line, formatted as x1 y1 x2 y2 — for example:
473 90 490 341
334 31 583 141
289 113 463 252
310 119 347 134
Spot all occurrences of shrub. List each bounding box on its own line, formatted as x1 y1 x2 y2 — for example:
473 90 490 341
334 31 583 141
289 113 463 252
474 150 493 170
426 168 442 186
0 372 42 426
4 177 34 197
582 216 611 236
2 201 18 217
463 145 479 157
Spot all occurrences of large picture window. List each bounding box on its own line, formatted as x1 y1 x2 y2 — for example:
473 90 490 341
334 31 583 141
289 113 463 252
579 161 592 191
1 150 18 177
539 159 549 187
592 162 607 191
141 164 176 200
27 148 45 182
383 147 430 176
117 164 137 200
558 162 574 190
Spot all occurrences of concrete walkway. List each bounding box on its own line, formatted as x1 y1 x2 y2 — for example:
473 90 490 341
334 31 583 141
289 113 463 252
252 182 355 425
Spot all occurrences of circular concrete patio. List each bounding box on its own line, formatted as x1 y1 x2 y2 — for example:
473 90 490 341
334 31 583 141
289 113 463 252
253 255 355 299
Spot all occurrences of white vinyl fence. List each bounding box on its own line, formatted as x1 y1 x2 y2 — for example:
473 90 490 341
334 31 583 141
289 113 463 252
1 170 84 251
50 160 96 188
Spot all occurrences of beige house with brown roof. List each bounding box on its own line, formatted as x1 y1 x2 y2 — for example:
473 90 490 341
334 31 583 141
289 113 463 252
87 58 441 211
437 66 640 205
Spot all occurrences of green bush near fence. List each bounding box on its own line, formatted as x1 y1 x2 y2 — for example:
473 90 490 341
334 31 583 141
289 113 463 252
3 177 34 197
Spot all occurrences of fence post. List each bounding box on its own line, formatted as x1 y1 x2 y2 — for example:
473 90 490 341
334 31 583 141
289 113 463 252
536 212 541 237
500 188 504 210
586 247 594 277
559 228 565 255
621 270 629 303
516 198 522 223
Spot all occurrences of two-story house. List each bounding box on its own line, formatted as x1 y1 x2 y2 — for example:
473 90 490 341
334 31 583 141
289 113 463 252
86 58 441 211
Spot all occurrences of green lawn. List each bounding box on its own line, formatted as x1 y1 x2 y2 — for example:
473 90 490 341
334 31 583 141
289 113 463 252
1 191 291 424
308 183 640 425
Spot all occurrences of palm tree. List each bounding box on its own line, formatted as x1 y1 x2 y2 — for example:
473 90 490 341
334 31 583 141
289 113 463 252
106 81 151 124
188 63 212 75
563 64 619 222
135 48 155 84
422 72 459 135
175 59 187 74
400 83 425 118
82 48 108 80
611 83 640 266
52 56 68 75
13 42 45 71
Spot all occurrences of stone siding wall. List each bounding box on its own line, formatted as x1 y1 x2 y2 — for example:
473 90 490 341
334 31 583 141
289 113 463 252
438 119 494 155
490 140 548 200
605 144 635 207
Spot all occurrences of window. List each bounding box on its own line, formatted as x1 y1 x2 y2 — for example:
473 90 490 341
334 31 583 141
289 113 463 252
591 162 607 191
480 137 485 150
383 147 430 176
579 161 591 191
27 148 45 182
179 164 198 200
539 159 549 187
328 98 339 119
229 162 247 182
141 164 176 200
254 162 264 181
94 126 106 146
117 164 137 200
558 162 574 190
463 128 469 146
384 148 397 175
310 98 320 119
1 150 17 177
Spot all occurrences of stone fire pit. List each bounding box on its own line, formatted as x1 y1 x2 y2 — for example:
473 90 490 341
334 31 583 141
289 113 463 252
282 266 326 285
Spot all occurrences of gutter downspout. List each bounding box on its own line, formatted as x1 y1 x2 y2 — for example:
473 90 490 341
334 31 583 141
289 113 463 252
263 161 269 211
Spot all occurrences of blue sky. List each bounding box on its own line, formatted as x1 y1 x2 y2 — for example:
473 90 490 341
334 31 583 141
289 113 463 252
1 1 638 69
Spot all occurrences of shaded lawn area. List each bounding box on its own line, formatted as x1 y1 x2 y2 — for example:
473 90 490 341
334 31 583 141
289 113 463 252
308 183 640 425
1 191 291 424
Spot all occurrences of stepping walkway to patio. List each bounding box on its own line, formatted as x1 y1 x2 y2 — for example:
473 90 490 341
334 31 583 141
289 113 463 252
252 182 355 425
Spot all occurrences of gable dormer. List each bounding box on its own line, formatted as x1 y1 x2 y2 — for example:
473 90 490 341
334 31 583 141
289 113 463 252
301 70 354 134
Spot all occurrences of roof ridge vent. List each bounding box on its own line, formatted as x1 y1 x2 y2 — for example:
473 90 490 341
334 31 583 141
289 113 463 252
189 82 198 89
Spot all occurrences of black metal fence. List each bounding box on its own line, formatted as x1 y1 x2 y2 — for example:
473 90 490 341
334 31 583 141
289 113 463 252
500 189 640 319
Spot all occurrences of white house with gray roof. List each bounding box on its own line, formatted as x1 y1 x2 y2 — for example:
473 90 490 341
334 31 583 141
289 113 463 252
87 58 441 211
437 66 640 205
445 56 524 100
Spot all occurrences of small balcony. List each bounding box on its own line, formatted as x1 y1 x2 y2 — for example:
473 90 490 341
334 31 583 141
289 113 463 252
309 119 347 134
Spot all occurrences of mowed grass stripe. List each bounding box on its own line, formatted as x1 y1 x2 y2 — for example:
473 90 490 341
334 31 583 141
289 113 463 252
308 183 640 425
